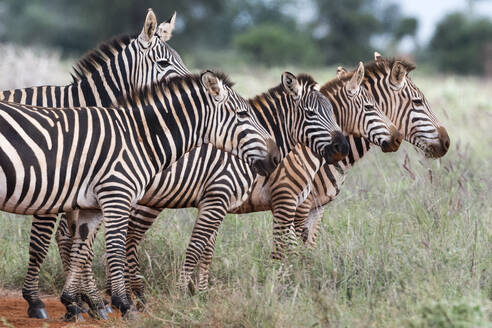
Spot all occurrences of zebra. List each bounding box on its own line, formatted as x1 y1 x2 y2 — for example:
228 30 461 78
1 9 190 107
0 8 192 320
61 64 400 307
0 70 276 319
36 72 351 312
292 53 450 248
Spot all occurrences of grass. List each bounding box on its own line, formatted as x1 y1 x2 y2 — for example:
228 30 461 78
0 45 491 327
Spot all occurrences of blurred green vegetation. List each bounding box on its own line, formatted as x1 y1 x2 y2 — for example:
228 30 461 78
0 0 491 74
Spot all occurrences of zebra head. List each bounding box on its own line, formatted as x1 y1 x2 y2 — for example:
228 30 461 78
282 73 348 164
200 71 277 176
333 63 402 153
367 53 450 158
133 9 190 88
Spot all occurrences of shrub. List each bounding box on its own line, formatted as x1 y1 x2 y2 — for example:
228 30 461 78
233 23 321 66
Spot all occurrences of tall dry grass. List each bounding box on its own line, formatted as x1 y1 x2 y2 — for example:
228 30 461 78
0 47 490 327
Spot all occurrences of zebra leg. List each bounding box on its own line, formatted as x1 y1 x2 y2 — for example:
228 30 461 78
126 205 161 311
271 200 299 260
293 200 311 242
77 218 112 319
197 230 217 291
301 205 325 248
55 214 72 275
99 202 136 318
60 210 105 321
22 214 57 319
177 198 227 293
54 214 90 314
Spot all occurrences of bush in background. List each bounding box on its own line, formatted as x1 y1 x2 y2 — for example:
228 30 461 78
429 12 492 75
234 24 321 66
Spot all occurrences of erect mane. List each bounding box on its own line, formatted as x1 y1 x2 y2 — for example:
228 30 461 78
364 56 416 74
116 70 235 107
321 56 417 92
257 73 317 101
320 72 352 94
71 34 136 82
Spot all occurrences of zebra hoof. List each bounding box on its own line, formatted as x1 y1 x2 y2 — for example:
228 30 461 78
105 304 113 314
122 307 138 320
27 306 49 319
136 300 146 312
89 307 109 320
63 312 85 322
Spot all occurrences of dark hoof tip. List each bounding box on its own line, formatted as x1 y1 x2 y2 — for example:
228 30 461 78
28 306 49 319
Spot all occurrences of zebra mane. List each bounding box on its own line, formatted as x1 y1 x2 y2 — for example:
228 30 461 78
321 56 417 93
261 73 317 99
70 34 136 83
320 74 352 94
364 57 416 74
115 70 235 107
166 70 235 88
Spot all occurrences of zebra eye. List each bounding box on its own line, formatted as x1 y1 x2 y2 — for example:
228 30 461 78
413 98 423 106
305 110 317 118
157 60 170 67
237 111 249 118
364 104 374 111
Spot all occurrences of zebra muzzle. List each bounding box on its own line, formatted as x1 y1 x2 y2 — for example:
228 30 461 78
323 131 349 164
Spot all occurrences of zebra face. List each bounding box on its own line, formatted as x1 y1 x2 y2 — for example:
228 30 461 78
283 73 348 164
133 10 191 90
200 71 276 176
370 54 450 158
401 78 449 158
339 63 402 153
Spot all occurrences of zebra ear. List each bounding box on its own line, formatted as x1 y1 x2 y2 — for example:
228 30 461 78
374 51 383 61
281 72 301 99
336 66 348 79
390 61 407 88
201 71 226 101
157 12 177 42
139 8 157 44
347 62 364 95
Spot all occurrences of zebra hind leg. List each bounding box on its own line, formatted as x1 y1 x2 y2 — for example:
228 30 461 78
22 215 58 319
60 210 106 321
78 217 111 320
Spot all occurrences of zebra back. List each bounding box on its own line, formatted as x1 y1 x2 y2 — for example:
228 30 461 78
0 9 190 109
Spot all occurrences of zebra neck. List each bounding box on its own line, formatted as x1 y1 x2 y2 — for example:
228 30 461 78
134 92 208 175
248 91 297 159
339 135 373 172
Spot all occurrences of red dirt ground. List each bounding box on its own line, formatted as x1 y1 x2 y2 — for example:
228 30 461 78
0 290 122 328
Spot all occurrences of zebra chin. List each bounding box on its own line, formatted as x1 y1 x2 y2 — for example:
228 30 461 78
322 131 349 164
422 126 450 158
380 126 403 153
249 138 280 176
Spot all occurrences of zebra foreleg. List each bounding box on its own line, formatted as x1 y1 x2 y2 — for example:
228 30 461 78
99 201 136 318
177 198 227 293
22 215 58 319
126 205 161 310
197 230 217 291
